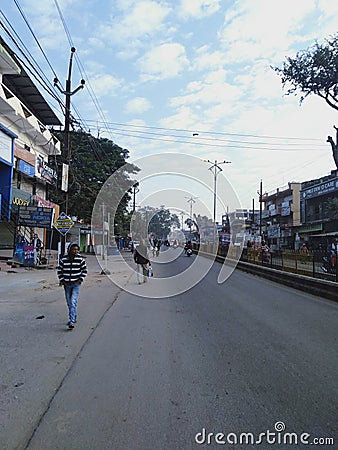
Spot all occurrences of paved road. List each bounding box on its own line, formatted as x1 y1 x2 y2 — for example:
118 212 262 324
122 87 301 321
1 250 337 449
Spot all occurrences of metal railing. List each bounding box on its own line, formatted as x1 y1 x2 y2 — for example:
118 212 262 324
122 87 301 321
194 243 338 283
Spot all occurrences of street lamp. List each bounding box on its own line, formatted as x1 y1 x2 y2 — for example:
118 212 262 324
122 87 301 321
204 159 231 249
132 182 139 213
185 196 198 240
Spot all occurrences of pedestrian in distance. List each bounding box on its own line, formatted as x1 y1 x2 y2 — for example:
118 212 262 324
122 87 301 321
57 242 87 329
300 243 309 254
133 239 150 284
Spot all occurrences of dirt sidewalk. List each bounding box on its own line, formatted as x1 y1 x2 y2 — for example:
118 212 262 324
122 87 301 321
0 253 134 450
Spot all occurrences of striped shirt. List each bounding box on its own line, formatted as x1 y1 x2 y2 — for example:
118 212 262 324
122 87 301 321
57 254 87 283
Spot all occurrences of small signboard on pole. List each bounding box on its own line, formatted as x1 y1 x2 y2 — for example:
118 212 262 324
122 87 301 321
53 212 74 236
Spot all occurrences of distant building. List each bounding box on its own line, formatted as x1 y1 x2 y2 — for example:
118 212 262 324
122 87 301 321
297 170 338 248
261 182 301 250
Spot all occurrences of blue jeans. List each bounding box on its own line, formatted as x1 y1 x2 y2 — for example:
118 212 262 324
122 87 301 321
64 283 81 324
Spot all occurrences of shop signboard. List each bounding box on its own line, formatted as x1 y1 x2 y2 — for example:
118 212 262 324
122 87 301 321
18 159 35 177
302 177 338 199
18 206 54 228
36 156 58 186
267 224 280 238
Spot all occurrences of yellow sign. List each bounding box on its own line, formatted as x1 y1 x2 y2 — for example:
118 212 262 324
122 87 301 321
53 212 74 235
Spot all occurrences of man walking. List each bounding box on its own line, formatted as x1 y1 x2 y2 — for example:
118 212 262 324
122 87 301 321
133 239 150 284
57 242 87 329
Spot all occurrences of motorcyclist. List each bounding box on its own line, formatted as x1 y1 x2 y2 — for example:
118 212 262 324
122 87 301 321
184 240 193 254
261 241 270 263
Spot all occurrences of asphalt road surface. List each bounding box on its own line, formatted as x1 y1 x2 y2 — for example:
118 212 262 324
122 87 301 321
1 249 337 450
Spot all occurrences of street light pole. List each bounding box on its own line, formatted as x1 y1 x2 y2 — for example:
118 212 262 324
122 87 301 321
204 159 231 249
185 196 198 240
257 179 263 240
132 182 139 213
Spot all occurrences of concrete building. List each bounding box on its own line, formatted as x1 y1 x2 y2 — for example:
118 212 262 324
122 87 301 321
0 36 61 257
261 182 302 250
297 170 338 249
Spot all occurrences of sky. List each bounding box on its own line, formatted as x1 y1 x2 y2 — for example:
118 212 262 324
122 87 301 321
1 0 338 222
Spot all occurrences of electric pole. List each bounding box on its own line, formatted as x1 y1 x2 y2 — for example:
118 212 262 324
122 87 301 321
54 47 85 214
257 180 263 240
54 47 85 256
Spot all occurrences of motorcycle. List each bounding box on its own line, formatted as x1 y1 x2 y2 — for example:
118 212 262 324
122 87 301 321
186 248 192 257
321 254 337 274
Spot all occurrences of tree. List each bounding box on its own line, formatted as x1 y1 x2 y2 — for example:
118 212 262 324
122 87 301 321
273 33 338 111
132 206 180 240
49 131 138 223
326 125 338 170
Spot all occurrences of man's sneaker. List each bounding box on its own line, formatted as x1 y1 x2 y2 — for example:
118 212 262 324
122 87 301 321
68 322 75 329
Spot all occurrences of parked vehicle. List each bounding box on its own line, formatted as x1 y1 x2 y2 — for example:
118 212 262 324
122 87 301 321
321 254 336 274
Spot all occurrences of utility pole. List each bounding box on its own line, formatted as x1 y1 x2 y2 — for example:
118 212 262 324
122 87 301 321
257 180 263 241
54 47 85 257
252 198 255 236
54 47 85 215
204 159 231 249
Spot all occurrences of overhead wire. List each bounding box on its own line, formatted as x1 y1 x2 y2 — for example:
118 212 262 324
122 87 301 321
6 0 111 164
89 120 325 142
3 2 331 157
83 127 326 152
0 10 66 117
53 0 114 143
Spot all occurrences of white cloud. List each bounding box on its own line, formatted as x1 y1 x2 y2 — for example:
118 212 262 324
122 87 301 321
192 46 227 71
178 0 221 19
97 0 171 49
159 106 200 130
89 74 123 97
219 0 318 62
124 97 152 115
138 43 189 80
168 68 242 116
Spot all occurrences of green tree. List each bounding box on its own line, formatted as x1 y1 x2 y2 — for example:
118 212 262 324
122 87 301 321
49 132 138 224
273 33 338 110
132 206 180 240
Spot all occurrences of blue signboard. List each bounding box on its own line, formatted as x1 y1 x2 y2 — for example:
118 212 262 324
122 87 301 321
18 160 35 177
18 206 54 228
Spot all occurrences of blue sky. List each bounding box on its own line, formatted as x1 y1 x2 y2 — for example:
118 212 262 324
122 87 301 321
1 0 338 220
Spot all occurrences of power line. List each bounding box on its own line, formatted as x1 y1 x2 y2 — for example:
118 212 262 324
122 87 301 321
81 127 325 152
87 120 325 142
0 11 66 115
53 0 114 142
12 0 58 79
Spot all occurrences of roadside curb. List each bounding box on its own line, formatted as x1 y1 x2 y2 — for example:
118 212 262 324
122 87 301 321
197 250 338 302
